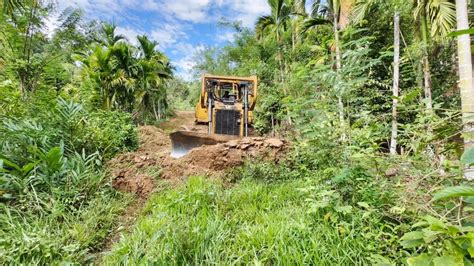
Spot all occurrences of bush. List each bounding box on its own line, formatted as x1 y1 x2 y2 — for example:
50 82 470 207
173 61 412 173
0 91 138 263
79 110 138 159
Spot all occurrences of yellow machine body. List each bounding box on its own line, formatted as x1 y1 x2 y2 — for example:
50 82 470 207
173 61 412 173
195 74 258 137
170 74 258 158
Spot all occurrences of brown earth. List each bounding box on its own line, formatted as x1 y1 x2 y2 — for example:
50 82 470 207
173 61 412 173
108 111 287 197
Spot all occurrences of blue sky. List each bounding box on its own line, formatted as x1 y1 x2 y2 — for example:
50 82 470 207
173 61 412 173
50 0 272 80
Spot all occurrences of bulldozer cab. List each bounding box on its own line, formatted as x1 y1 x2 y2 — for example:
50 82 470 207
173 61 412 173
196 74 258 135
171 74 258 158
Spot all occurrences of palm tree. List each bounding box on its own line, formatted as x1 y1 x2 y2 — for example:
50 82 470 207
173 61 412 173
135 35 173 120
287 0 308 50
414 0 456 111
255 0 292 83
391 11 401 155
1 0 22 16
352 0 455 112
455 0 474 180
99 23 126 48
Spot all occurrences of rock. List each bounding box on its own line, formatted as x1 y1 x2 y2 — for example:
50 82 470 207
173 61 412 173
240 143 254 150
385 168 398 177
240 138 252 144
225 140 239 148
265 138 284 148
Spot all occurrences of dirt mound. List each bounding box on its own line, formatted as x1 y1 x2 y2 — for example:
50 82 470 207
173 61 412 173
161 137 287 179
108 121 287 197
108 126 170 197
137 126 170 152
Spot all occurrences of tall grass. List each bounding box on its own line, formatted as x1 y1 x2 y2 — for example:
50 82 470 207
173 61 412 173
105 176 406 265
0 92 138 264
0 190 131 264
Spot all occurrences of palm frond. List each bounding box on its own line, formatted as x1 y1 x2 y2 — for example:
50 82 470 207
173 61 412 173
300 17 331 34
427 0 456 38
255 15 276 40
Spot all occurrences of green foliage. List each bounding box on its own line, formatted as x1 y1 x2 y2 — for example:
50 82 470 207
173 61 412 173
104 176 403 265
79 110 138 158
401 215 473 265
433 186 474 201
401 183 474 265
0 189 131 264
79 26 174 122
0 43 138 265
461 147 474 166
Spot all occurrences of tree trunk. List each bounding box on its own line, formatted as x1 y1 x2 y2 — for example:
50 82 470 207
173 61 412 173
158 100 162 120
420 6 433 111
456 0 474 180
390 11 400 155
334 11 346 140
422 56 433 110
152 100 159 121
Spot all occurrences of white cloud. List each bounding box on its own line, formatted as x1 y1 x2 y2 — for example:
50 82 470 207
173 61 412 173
225 0 270 27
116 26 143 45
216 31 235 43
150 23 186 49
173 44 206 81
43 11 61 38
55 0 125 19
172 42 195 55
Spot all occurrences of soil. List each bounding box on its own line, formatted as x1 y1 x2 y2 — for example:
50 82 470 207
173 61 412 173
107 110 288 198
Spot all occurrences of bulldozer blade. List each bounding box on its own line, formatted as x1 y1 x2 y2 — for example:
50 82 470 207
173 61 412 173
170 131 237 158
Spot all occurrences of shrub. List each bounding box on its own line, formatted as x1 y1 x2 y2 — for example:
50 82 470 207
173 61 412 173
79 110 138 159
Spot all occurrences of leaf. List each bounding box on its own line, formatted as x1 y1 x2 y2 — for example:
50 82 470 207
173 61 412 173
402 231 424 241
462 148 474 166
21 162 37 175
407 253 433 266
433 186 474 201
401 231 425 248
357 202 370 209
422 229 440 243
448 28 474 38
433 255 463 266
468 247 474 258
0 158 21 172
402 89 421 103
424 216 447 231
335 205 353 214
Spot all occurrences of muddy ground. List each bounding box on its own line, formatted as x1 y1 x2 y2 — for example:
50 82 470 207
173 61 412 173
108 111 287 198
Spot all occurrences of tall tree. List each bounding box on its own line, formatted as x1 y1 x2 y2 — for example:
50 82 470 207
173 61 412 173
391 11 401 155
255 0 292 83
455 0 474 179
414 0 456 111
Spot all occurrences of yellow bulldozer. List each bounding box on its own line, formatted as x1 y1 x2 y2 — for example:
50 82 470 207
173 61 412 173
170 74 258 158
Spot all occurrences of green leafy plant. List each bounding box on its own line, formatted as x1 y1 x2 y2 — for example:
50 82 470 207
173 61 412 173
401 183 474 265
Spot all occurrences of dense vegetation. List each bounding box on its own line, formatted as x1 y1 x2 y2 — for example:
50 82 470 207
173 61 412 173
0 1 171 263
1 0 474 265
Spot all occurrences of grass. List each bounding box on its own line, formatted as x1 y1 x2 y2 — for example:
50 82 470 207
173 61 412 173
0 189 132 264
104 176 407 265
